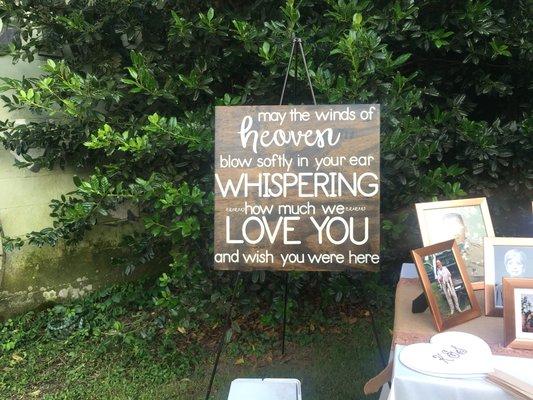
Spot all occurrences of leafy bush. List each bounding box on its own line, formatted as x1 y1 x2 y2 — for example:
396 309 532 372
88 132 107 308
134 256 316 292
0 0 531 327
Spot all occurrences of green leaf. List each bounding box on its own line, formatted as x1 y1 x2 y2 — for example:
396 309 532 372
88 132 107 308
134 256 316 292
207 7 214 21
392 53 411 67
148 113 160 124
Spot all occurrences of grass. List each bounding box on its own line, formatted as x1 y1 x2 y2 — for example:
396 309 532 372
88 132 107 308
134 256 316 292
207 317 390 400
0 310 390 400
0 276 392 400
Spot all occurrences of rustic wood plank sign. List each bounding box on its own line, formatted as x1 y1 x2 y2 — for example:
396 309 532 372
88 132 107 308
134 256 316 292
214 104 380 271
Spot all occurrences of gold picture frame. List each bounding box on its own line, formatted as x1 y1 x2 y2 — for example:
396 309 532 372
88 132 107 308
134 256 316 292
415 197 495 290
485 237 533 317
503 278 533 350
411 239 481 332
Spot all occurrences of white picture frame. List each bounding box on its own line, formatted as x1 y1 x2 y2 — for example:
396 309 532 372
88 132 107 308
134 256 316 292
484 237 533 317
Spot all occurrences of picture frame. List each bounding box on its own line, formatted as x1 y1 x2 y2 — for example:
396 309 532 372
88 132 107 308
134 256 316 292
503 277 533 350
411 239 481 332
415 197 495 290
485 237 533 317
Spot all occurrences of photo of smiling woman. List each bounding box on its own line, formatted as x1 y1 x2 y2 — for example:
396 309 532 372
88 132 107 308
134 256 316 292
484 237 533 316
495 249 528 307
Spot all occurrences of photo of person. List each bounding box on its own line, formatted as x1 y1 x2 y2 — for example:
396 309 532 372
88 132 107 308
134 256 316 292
485 238 533 317
512 287 533 342
436 258 463 314
521 293 533 334
412 240 480 332
494 248 531 308
441 213 484 281
423 250 472 319
503 279 533 349
416 198 494 288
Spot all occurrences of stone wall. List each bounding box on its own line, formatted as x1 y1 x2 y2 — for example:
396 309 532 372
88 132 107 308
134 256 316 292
0 55 158 319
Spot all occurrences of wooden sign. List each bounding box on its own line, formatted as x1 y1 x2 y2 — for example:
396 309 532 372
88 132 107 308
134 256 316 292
214 105 380 271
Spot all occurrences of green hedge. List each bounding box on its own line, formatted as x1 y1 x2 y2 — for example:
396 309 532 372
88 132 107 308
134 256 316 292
0 0 531 324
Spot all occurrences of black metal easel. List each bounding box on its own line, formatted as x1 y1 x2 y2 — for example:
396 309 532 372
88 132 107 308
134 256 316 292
205 37 389 398
204 37 315 400
369 306 388 369
205 272 242 400
279 37 317 106
281 272 290 356
343 270 390 372
278 36 317 356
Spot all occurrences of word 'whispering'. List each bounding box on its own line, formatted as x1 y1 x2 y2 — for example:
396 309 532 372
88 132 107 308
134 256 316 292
216 172 379 198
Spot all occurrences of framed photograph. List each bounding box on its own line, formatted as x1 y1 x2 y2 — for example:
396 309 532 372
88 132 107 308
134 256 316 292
503 278 533 350
416 197 495 290
484 237 533 317
411 239 481 332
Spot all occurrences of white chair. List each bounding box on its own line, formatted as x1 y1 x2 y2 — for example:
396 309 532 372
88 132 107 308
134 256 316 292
228 378 302 400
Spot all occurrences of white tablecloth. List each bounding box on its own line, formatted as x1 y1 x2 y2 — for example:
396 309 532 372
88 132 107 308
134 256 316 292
386 264 533 400
388 344 533 400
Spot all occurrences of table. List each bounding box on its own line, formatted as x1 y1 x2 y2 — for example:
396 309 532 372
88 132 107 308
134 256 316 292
227 378 302 400
394 263 533 358
388 344 532 400
382 263 533 400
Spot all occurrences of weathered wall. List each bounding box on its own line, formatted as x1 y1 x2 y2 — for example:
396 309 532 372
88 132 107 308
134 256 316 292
0 55 157 319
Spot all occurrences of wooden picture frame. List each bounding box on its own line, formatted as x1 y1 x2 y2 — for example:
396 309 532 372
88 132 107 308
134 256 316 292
415 197 495 290
503 278 533 350
411 239 481 332
485 237 533 317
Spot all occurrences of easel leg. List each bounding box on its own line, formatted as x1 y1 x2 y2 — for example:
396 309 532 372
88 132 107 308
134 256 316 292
281 272 289 355
345 272 390 389
368 306 391 390
368 306 387 369
280 39 298 357
205 272 241 400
